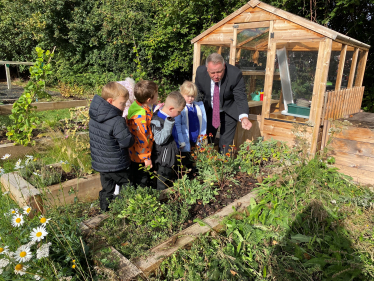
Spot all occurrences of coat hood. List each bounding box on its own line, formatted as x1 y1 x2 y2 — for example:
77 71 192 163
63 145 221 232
89 94 123 123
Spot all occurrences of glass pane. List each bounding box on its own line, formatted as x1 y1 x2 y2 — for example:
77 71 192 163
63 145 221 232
327 51 341 91
288 51 318 103
341 51 353 89
200 45 230 66
237 27 269 49
353 50 362 86
272 50 318 118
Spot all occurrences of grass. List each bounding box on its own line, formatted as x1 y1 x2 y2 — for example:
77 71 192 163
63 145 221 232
0 108 71 128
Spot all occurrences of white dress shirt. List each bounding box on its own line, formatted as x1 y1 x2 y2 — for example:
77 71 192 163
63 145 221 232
210 79 248 122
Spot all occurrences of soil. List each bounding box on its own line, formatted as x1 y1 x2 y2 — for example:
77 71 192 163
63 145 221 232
0 121 88 144
339 112 374 129
0 128 45 144
183 172 257 229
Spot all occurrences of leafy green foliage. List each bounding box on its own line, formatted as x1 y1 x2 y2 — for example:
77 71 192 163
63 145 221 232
171 175 219 205
6 47 53 146
118 193 168 228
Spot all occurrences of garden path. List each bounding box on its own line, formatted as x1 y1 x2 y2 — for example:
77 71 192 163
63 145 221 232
0 82 61 102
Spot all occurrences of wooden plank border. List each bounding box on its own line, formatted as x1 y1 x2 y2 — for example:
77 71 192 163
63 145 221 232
81 190 258 279
0 100 89 115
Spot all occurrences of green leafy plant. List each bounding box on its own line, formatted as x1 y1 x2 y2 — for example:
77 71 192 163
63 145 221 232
171 175 218 205
118 193 168 229
6 47 54 146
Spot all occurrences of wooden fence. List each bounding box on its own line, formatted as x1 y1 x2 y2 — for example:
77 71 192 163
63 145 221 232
323 86 365 120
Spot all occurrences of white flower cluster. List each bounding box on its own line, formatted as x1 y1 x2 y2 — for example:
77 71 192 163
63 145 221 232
36 242 51 259
1 154 10 160
0 207 53 278
25 155 34 166
14 159 24 170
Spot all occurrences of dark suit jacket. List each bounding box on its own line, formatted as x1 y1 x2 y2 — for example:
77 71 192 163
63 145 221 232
195 63 249 121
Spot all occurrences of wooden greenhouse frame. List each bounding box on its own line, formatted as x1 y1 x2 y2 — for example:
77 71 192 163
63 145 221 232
191 0 370 156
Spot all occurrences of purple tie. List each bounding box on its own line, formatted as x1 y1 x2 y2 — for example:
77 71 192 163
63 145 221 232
212 82 220 129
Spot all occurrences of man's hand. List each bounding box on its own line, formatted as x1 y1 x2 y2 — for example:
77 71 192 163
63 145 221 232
241 117 252 130
144 159 153 168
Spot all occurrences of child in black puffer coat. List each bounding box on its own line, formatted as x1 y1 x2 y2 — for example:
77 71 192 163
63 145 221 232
89 82 134 211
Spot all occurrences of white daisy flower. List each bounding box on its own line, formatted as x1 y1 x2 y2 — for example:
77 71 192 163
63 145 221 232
33 172 41 177
39 216 51 225
36 242 51 259
15 245 32 263
23 206 32 215
0 268 2 274
12 214 24 227
14 263 28 275
34 274 41 280
30 226 48 242
0 246 9 255
10 208 19 215
1 154 10 160
0 258 9 268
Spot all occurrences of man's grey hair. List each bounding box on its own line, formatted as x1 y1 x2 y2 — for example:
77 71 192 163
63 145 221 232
206 53 225 66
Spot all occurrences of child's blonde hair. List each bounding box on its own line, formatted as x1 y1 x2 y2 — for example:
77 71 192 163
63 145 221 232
102 82 129 101
180 81 198 98
165 91 186 108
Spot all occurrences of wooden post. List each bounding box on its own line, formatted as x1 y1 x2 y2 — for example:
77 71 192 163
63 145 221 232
354 50 368 87
192 43 201 82
347 47 359 89
229 26 238 66
260 21 275 132
335 44 347 91
5 64 11 90
310 38 332 155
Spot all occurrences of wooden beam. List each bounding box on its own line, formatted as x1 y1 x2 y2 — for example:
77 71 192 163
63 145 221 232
229 27 238 65
347 48 359 89
192 43 201 82
0 61 35 66
354 50 369 87
191 3 250 43
310 38 332 155
260 20 275 132
335 44 347 91
200 32 233 44
5 65 11 90
237 21 270 29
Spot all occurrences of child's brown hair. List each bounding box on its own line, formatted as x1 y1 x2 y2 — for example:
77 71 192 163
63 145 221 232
102 82 129 101
134 80 158 103
180 81 198 98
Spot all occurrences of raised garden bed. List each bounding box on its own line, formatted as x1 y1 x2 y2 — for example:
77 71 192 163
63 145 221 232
0 170 101 213
81 188 257 280
79 171 257 279
0 100 88 115
0 131 88 159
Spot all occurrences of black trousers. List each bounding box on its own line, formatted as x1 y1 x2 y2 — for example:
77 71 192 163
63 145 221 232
181 151 195 174
130 161 149 188
99 168 131 211
156 165 175 190
206 109 238 154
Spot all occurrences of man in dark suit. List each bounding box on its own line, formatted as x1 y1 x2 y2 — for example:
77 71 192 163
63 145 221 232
195 53 252 152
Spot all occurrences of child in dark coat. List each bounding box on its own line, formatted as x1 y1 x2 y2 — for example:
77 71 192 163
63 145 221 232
89 82 134 211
